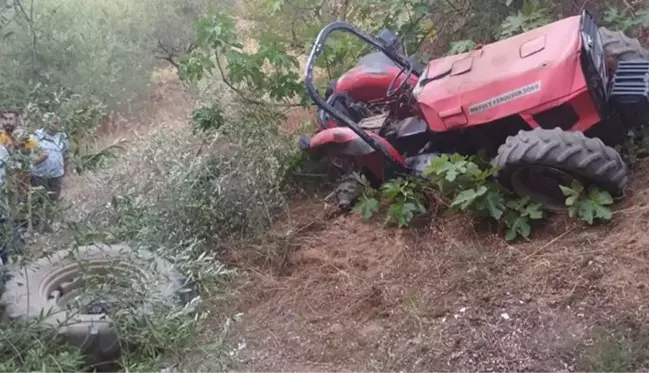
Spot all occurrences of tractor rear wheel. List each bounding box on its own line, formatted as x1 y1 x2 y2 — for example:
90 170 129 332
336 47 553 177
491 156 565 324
600 26 649 69
495 128 628 210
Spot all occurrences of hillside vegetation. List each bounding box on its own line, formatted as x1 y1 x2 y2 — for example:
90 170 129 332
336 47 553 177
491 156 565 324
0 0 649 371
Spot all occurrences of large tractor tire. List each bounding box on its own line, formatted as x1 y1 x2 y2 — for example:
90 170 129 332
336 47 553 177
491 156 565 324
600 26 649 69
495 128 628 210
0 243 190 369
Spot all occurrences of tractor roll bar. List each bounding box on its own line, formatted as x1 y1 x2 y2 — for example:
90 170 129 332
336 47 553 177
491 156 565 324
304 22 411 168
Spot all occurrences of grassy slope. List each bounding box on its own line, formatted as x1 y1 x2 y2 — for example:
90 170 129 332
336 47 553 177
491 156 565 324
221 159 649 371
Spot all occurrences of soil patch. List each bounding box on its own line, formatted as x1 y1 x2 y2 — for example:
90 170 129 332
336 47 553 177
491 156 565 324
226 161 649 371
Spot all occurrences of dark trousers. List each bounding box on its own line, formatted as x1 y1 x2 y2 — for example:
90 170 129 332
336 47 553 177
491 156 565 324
30 175 63 231
31 175 63 201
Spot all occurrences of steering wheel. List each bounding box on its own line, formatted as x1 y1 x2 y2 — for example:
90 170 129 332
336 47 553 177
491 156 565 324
386 63 414 98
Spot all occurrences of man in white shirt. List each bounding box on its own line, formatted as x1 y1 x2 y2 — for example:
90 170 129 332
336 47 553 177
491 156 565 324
31 114 69 202
30 114 69 233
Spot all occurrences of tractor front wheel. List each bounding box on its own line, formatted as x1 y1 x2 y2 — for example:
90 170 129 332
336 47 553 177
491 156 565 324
600 26 649 69
495 128 628 210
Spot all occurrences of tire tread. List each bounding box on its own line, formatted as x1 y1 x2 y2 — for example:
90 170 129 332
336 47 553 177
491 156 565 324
495 128 628 195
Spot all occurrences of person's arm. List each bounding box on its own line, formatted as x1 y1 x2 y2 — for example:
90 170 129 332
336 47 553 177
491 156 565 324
32 146 48 165
26 137 48 165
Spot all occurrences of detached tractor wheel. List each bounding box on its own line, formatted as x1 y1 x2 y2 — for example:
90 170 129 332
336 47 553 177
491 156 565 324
0 243 191 370
600 26 649 69
495 128 628 211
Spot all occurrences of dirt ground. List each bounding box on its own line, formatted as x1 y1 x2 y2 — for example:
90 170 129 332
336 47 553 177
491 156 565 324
223 160 649 372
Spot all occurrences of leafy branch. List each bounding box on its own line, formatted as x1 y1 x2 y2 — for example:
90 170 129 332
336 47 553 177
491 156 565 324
179 9 308 108
354 175 426 228
351 151 618 242
500 0 551 37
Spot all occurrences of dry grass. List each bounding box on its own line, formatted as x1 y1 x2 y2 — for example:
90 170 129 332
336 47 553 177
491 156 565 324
279 107 315 135
219 160 649 371
61 68 201 221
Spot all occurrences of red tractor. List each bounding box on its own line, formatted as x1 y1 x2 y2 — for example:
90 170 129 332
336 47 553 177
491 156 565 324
299 11 649 210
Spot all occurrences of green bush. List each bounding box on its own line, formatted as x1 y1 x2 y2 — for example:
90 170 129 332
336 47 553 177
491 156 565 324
69 98 296 256
0 0 212 111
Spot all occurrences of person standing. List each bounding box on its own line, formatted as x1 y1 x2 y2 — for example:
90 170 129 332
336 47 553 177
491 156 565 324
31 114 69 202
30 114 68 233
0 109 45 156
0 109 48 217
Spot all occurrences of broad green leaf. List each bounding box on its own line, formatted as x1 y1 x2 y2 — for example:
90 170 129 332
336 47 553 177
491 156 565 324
505 226 518 241
448 40 477 55
464 162 483 177
507 196 526 210
354 197 380 220
524 202 544 220
387 202 410 228
452 186 487 210
504 211 531 241
559 185 575 197
444 168 460 182
589 188 613 205
593 203 612 221
478 189 506 220
560 181 584 206
577 200 595 224
500 12 527 36
413 200 427 214
570 179 584 194
423 155 450 174
565 195 578 206
402 202 419 215
381 180 404 201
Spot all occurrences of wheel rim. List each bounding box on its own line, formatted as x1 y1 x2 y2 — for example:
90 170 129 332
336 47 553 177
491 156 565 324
510 165 579 211
41 261 149 315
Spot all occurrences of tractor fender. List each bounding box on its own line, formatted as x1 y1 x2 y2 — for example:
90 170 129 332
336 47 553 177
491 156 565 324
299 127 405 164
299 127 406 183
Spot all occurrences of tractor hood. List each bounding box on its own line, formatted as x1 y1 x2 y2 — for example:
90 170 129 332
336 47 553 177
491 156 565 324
415 15 586 132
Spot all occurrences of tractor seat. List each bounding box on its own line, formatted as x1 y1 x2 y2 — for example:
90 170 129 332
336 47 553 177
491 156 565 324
356 51 425 76
333 52 424 102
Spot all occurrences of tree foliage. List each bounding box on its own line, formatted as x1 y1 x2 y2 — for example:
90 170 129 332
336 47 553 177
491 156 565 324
0 0 210 111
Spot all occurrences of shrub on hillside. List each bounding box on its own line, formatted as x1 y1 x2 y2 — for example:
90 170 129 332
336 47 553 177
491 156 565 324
79 100 295 255
0 0 214 112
